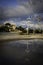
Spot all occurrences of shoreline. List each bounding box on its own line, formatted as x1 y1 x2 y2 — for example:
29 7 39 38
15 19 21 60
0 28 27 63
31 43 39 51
0 34 43 42
0 38 43 42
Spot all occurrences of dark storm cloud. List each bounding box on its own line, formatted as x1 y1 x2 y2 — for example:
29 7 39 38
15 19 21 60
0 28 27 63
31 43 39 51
30 0 43 13
0 0 43 19
17 0 43 13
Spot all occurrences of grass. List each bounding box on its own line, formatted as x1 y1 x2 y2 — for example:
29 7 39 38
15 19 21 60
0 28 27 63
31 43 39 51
0 33 43 42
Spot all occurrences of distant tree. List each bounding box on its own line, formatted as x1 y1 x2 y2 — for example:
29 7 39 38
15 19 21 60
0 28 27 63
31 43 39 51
5 23 11 27
16 26 27 33
0 25 10 32
34 29 42 34
40 29 43 34
4 26 10 32
28 28 33 34
4 23 11 32
0 26 4 32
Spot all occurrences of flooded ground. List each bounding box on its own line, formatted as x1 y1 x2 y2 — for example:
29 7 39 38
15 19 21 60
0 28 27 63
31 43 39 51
0 39 43 65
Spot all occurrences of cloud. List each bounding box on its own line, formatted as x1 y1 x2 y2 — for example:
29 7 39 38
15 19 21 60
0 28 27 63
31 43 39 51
3 5 32 17
3 18 43 29
0 5 33 18
30 0 43 13
4 20 16 25
0 1 33 18
0 0 43 20
19 19 43 29
17 0 43 13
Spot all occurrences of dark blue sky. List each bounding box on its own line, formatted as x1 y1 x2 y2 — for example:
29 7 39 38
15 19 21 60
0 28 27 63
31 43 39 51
0 0 18 7
0 0 29 7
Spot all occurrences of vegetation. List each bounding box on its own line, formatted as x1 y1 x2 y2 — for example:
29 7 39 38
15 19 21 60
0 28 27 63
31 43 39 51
0 23 16 32
5 23 11 26
16 26 27 33
0 23 11 32
28 28 33 34
0 25 10 32
0 23 43 34
35 29 43 34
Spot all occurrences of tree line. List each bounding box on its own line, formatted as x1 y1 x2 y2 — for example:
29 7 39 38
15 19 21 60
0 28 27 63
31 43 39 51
16 26 43 34
0 23 43 34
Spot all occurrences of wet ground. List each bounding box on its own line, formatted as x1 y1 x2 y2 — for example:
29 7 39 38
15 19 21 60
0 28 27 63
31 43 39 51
0 39 43 65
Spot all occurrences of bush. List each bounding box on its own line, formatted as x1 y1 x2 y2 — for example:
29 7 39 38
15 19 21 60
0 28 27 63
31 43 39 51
0 26 10 32
28 28 33 34
16 26 27 33
35 29 43 34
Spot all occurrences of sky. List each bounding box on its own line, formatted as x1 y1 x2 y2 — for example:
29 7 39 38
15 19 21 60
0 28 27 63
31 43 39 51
0 0 43 28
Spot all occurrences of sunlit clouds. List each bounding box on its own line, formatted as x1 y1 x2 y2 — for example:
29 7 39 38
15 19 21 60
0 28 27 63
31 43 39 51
4 20 16 25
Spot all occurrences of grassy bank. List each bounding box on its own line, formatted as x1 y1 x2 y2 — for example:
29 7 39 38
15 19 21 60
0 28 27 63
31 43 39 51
0 33 43 42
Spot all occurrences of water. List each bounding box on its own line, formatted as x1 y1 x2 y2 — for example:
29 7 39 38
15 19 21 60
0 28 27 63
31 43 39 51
0 39 43 65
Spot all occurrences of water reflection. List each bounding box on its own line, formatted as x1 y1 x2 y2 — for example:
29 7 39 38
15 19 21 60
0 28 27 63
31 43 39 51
0 39 43 65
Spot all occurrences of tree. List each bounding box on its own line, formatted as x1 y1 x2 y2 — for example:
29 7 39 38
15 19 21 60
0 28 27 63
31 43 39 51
28 28 33 34
35 28 43 34
0 25 10 32
5 23 12 32
16 26 27 33
5 23 11 27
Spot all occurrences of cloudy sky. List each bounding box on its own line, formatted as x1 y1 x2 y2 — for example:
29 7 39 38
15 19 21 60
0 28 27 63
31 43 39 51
0 0 43 28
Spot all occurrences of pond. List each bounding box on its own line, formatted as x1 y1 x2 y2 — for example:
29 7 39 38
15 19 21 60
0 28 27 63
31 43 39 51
0 39 43 65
